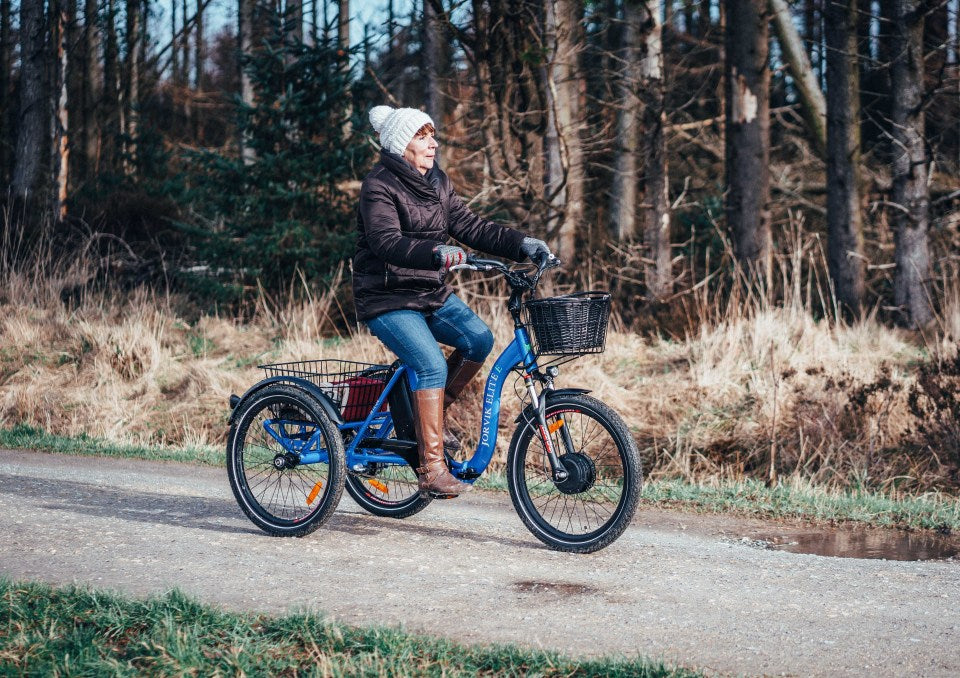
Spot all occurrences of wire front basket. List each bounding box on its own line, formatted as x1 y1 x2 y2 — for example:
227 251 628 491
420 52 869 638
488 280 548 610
523 292 611 356
259 359 393 422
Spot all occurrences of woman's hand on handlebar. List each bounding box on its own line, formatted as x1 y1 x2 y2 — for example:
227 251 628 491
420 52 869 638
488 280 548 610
520 236 553 265
432 244 467 271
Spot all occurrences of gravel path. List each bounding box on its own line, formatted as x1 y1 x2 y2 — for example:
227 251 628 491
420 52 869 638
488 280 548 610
1 448 958 676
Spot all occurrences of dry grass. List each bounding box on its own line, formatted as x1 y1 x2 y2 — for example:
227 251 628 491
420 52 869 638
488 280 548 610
2 222 959 495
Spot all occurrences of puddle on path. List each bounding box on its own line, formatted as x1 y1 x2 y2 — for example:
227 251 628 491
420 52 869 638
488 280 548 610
749 529 959 561
512 580 599 596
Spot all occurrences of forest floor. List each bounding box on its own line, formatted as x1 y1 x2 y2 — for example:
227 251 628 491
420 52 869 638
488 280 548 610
2 448 958 677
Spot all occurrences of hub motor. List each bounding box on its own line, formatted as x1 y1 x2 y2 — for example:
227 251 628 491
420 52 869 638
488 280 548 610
554 452 596 494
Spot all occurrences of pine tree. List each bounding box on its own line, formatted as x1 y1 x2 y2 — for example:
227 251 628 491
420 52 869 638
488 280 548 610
185 15 371 300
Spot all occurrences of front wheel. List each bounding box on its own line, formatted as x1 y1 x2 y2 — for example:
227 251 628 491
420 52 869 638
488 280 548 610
507 394 642 553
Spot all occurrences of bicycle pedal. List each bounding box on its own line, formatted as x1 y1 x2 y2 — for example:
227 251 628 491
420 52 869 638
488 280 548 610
424 491 459 500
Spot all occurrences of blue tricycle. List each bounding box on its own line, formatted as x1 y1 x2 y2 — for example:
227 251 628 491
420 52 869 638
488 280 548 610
226 255 641 552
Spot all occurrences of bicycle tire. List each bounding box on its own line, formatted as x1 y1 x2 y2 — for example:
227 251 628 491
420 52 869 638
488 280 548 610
227 384 345 536
507 393 642 553
344 454 432 518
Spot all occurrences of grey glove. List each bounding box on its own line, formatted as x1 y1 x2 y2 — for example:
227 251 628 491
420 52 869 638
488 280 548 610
432 244 467 271
520 236 552 263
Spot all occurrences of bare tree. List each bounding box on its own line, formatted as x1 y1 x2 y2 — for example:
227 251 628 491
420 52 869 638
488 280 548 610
723 0 771 282
0 0 12 182
82 0 103 177
11 0 48 203
769 0 826 157
890 0 932 328
102 0 121 170
52 0 72 218
423 0 442 130
195 0 205 88
639 0 671 298
546 0 586 259
337 0 349 49
610 0 641 243
238 0 256 161
122 0 142 174
824 0 865 316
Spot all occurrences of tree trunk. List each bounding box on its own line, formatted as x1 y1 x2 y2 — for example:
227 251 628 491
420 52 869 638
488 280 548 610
195 0 204 142
890 0 932 328
238 0 256 161
0 0 12 183
542 0 564 240
102 0 121 171
824 0 865 316
610 0 641 243
769 0 826 158
699 0 712 36
123 0 141 175
11 0 48 202
288 0 303 43
195 0 204 88
171 0 178 81
337 0 349 49
180 0 190 85
53 0 72 219
640 0 671 298
547 0 586 259
423 0 441 130
337 0 351 137
723 0 771 282
82 0 102 178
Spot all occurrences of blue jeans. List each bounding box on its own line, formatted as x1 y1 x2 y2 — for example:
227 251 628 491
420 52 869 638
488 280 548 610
366 294 494 391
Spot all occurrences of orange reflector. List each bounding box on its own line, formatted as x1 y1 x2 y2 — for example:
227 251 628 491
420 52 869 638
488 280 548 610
306 481 323 505
548 420 565 433
367 478 389 494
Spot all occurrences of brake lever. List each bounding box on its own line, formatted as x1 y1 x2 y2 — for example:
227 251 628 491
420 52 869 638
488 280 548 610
449 263 478 272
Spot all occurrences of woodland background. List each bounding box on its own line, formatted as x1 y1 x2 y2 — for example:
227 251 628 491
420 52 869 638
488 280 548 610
2 0 960 493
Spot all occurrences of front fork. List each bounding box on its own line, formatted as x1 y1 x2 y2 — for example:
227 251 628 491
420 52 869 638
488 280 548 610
524 369 573 482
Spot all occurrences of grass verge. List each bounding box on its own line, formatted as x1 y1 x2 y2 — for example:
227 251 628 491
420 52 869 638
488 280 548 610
3 424 958 532
641 478 960 532
0 423 222 466
0 579 695 676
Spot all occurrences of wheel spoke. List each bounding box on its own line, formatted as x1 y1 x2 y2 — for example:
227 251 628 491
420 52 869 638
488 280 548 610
513 399 638 547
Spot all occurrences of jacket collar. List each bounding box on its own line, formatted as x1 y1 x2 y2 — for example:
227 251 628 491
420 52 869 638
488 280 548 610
380 151 442 202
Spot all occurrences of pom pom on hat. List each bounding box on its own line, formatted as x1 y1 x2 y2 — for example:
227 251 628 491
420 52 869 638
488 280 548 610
368 105 434 156
368 106 393 133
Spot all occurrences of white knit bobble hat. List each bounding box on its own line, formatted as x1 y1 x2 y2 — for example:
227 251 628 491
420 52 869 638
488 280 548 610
369 105 434 156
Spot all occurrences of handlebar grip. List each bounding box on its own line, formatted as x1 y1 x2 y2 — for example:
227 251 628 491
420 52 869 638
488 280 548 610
465 255 505 271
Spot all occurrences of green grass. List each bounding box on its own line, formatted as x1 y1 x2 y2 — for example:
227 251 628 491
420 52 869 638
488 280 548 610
641 477 960 532
0 423 222 466
3 424 958 532
0 580 694 677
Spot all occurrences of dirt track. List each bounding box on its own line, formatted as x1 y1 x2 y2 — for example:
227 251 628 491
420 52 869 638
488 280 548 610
1 448 958 676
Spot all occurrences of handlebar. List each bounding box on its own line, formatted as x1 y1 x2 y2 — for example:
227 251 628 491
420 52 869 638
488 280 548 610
449 253 562 291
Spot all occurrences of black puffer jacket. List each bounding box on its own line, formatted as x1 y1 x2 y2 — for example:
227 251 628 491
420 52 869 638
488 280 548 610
352 151 527 321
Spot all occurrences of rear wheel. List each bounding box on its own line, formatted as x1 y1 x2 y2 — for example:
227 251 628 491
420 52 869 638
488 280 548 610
227 384 345 536
507 394 642 553
344 440 431 519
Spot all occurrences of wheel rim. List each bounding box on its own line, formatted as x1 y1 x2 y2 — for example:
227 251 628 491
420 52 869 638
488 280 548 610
236 397 335 525
518 406 630 540
348 461 421 506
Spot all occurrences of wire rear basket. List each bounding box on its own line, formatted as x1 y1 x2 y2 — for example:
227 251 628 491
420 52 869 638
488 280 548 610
523 292 611 356
259 359 393 422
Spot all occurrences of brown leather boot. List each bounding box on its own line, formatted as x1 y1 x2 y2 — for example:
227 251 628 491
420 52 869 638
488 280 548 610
412 388 473 498
442 351 484 451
